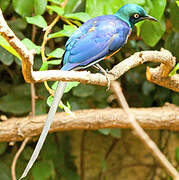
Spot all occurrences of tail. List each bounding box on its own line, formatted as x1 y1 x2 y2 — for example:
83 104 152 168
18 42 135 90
19 81 67 179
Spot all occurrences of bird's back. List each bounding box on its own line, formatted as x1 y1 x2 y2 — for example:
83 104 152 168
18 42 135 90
61 15 130 71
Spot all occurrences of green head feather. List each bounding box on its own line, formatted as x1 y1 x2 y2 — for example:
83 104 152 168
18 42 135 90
115 4 157 28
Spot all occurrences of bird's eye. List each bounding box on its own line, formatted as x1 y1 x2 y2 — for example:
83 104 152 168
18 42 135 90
133 14 139 19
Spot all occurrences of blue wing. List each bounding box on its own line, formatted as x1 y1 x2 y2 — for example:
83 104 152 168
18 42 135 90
61 15 130 71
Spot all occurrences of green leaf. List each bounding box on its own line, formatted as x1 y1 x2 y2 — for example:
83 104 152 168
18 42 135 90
0 162 11 180
47 48 65 58
40 61 48 71
8 18 27 31
32 160 55 180
0 143 8 155
51 81 80 93
72 84 95 97
51 81 58 90
64 12 91 22
177 1 179 7
86 0 108 17
64 0 83 13
0 0 10 12
25 15 47 28
110 129 121 138
47 59 61 65
141 16 166 47
48 25 77 39
176 147 179 163
86 0 145 18
135 0 166 36
47 95 53 107
64 82 80 93
169 63 179 76
149 0 166 20
47 5 64 16
0 46 14 66
0 84 31 115
41 135 58 159
48 0 61 5
98 129 121 138
0 35 21 59
13 0 34 17
21 38 41 54
98 129 111 135
170 0 179 32
34 0 47 15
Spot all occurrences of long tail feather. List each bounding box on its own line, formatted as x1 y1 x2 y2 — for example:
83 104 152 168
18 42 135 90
19 81 67 179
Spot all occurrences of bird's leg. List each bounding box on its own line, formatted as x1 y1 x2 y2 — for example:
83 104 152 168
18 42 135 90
92 64 101 71
93 64 111 90
106 69 117 77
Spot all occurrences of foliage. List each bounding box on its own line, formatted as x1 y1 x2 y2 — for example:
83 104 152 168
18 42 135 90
0 0 178 179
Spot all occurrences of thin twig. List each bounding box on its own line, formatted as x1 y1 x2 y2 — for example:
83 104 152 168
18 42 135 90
30 23 37 117
111 81 179 179
11 137 30 180
41 15 60 63
98 139 119 179
30 83 36 117
61 0 69 8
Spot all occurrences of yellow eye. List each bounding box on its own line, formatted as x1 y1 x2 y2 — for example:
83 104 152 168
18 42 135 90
134 14 139 19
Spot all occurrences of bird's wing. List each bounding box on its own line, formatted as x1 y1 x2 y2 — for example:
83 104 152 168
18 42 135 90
62 18 129 70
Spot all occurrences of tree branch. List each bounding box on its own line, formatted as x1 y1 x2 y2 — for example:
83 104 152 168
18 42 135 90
0 8 178 92
111 81 179 179
0 9 34 83
0 106 178 142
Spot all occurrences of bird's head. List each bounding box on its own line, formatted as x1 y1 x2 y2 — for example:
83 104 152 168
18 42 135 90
115 4 158 28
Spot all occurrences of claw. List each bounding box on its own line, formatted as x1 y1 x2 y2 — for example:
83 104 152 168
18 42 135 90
93 64 111 90
106 69 116 77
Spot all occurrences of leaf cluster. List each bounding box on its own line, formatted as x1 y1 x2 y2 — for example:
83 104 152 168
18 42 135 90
0 0 178 179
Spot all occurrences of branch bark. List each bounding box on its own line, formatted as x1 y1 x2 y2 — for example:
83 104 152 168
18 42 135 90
111 81 179 179
0 9 34 83
0 106 179 142
0 8 178 92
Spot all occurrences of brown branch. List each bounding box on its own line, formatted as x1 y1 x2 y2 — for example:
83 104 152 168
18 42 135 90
41 15 60 62
11 137 30 180
0 9 34 83
32 49 178 92
146 66 179 92
0 8 178 91
0 106 178 142
111 81 179 179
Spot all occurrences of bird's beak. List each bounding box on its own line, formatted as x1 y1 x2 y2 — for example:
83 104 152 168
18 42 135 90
144 15 158 22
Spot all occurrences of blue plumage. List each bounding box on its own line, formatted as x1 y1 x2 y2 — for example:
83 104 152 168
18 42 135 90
62 15 130 71
20 4 158 179
61 4 157 71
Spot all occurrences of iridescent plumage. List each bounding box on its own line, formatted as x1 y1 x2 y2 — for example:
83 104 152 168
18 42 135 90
20 4 157 179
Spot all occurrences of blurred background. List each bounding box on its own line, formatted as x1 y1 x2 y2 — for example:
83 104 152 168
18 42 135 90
0 0 178 179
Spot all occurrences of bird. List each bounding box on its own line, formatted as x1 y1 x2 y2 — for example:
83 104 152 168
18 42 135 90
20 4 157 179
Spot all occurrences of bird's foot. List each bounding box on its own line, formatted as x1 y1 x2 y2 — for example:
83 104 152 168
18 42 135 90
93 64 111 90
104 72 111 91
106 69 117 77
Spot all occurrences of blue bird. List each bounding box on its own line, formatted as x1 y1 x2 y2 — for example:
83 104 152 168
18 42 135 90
20 4 157 179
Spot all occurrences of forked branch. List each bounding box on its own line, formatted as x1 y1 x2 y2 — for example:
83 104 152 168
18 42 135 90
0 8 178 92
